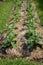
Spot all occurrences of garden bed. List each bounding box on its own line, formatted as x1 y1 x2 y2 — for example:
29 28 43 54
0 0 43 63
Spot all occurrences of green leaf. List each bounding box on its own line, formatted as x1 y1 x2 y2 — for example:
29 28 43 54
37 39 43 45
28 43 34 50
3 39 11 48
11 42 18 49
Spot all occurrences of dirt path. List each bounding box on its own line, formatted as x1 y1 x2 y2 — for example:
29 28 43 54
13 0 27 47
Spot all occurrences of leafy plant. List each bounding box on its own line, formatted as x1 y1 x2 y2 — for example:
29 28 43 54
25 0 43 50
6 31 17 40
3 31 18 49
3 39 11 48
11 42 18 49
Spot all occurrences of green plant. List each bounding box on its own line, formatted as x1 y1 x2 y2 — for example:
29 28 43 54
11 42 18 49
3 32 18 49
6 31 17 40
0 59 43 65
25 0 43 50
4 30 18 48
3 39 11 48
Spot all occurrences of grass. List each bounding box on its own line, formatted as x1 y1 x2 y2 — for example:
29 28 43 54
0 1 15 33
0 0 22 33
34 0 43 26
0 59 43 65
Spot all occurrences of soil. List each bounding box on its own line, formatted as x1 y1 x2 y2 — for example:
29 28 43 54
0 0 43 63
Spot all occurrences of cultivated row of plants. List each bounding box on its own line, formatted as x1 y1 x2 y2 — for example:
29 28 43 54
2 0 23 50
25 0 43 50
1 0 43 53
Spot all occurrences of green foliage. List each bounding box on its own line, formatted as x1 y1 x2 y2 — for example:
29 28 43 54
0 0 22 33
0 59 43 65
6 31 17 40
4 31 18 49
3 31 18 49
11 42 18 49
3 39 11 48
34 0 43 26
0 1 15 33
26 0 43 50
1 0 22 49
